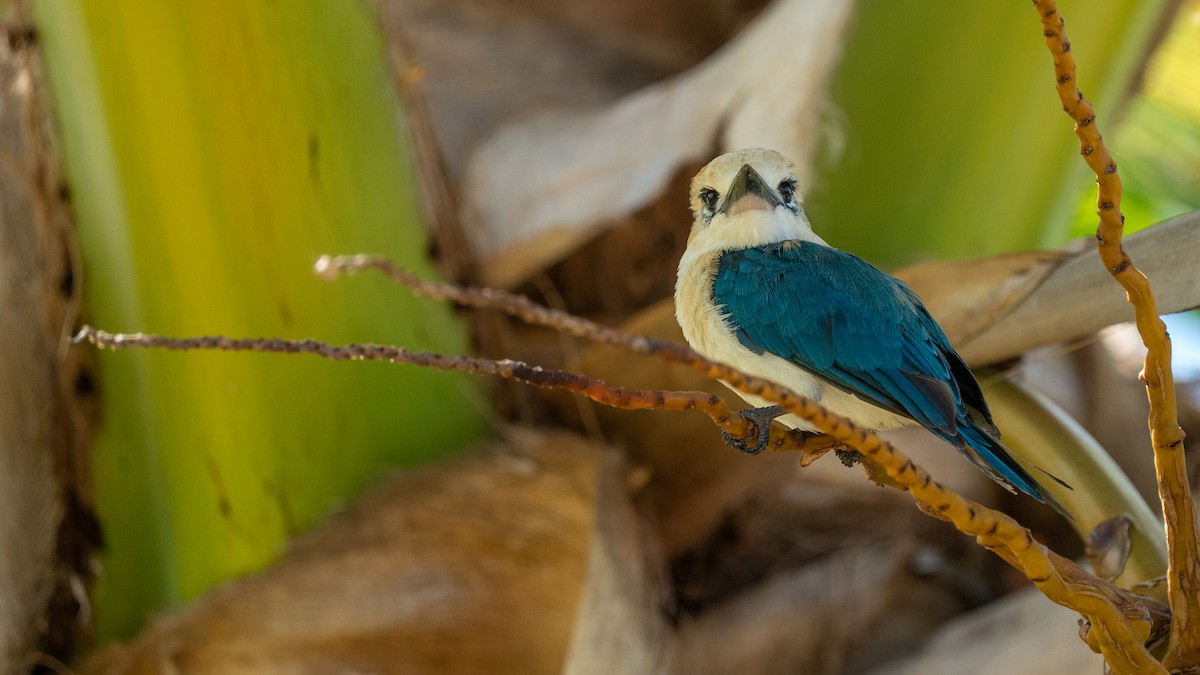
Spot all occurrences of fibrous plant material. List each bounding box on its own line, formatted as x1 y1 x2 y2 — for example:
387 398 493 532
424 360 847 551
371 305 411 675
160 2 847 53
0 0 95 667
461 0 854 287
81 427 601 674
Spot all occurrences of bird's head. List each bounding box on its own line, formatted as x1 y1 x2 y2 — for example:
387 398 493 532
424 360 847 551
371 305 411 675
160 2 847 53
686 148 819 255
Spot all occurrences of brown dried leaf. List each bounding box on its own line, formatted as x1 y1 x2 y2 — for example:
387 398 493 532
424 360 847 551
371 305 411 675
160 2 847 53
82 429 601 675
894 250 1068 345
0 0 95 666
1087 516 1135 582
564 451 982 675
462 0 856 287
890 213 1200 367
958 211 1200 365
874 589 1105 674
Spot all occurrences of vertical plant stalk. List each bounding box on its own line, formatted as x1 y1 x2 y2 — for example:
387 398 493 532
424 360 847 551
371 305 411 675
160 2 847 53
1034 1 1199 669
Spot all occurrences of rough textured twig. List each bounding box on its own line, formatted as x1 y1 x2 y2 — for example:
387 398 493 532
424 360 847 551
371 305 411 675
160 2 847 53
72 327 827 463
1034 2 1198 670
316 254 647 349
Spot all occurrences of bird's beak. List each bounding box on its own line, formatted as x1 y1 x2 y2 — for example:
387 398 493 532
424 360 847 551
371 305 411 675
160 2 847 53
718 164 783 217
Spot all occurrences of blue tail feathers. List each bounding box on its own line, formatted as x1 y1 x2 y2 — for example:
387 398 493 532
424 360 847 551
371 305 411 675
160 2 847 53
952 423 1072 518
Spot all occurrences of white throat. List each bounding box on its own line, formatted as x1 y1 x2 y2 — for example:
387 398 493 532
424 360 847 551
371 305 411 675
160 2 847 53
679 207 826 277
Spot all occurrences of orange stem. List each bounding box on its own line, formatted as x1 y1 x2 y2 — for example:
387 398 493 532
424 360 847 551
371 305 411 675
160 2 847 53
1033 1 1198 669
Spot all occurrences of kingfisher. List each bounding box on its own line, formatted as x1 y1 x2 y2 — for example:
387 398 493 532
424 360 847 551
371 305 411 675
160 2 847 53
675 148 1068 513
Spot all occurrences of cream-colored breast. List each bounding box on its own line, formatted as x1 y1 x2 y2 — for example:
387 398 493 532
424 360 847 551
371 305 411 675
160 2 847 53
674 249 913 433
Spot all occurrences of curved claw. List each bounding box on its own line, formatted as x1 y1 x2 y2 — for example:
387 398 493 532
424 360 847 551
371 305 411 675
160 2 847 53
721 426 768 455
720 405 786 456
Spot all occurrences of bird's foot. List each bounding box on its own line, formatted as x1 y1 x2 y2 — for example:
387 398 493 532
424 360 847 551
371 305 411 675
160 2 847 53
835 449 864 467
721 405 786 455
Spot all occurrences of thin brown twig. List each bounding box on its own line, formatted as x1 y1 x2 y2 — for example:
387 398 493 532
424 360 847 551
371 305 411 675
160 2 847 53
315 254 641 349
1034 2 1199 670
72 327 830 464
378 4 475 283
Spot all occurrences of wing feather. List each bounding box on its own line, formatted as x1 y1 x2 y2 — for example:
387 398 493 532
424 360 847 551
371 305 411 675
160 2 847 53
714 242 962 436
712 242 1069 512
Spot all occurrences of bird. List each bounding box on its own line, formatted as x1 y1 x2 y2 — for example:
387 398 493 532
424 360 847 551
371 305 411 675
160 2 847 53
674 147 1068 513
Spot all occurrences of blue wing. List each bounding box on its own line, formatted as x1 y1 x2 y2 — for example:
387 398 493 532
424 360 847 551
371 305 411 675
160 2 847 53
714 242 977 436
714 242 1066 509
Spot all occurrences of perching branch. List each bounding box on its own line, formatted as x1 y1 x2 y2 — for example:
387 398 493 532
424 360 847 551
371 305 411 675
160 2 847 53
77 250 1171 672
1034 2 1199 671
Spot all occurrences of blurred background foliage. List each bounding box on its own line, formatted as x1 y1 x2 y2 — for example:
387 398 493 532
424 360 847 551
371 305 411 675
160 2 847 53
1070 0 1200 236
12 0 1200 668
808 0 1189 267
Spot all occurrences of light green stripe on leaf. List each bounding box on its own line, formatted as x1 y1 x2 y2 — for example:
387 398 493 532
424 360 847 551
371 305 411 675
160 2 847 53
35 0 485 641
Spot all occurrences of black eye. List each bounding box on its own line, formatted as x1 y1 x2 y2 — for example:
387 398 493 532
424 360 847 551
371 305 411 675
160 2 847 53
698 187 719 212
778 179 797 204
